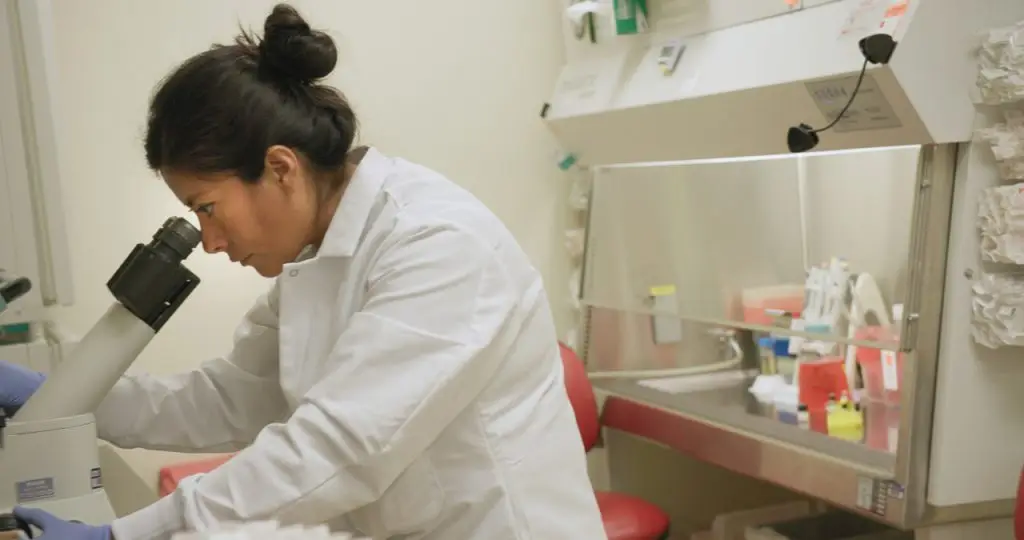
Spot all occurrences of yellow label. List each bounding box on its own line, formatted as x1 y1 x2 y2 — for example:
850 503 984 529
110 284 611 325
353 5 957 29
648 284 677 297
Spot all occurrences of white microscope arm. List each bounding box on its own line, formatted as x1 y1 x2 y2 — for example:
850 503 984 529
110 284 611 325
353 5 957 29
15 217 202 423
0 218 201 532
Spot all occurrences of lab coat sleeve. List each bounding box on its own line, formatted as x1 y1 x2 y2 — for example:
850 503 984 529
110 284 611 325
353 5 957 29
110 223 519 540
95 285 289 452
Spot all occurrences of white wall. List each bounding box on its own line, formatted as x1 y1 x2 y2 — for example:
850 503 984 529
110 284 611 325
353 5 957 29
46 0 570 488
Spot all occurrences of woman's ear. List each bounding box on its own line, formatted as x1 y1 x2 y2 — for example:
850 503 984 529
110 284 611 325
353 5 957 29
264 145 301 189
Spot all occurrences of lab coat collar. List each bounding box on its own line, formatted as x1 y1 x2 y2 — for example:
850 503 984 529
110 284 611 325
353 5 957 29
316 147 388 259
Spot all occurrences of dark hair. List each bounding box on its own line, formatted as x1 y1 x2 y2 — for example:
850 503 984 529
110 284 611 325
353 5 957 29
144 4 357 187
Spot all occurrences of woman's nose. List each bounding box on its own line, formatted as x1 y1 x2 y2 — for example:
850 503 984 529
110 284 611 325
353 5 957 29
200 223 227 254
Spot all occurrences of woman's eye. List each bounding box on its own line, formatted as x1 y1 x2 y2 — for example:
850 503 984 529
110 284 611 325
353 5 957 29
196 203 214 216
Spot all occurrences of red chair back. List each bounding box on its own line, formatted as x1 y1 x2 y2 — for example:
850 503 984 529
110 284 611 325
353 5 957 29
1016 465 1024 539
559 342 600 451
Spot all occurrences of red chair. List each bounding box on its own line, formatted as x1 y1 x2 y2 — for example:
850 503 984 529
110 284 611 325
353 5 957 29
158 454 235 497
560 342 671 540
1015 465 1024 539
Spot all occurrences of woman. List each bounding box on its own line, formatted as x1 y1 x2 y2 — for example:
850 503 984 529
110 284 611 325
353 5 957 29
0 5 606 539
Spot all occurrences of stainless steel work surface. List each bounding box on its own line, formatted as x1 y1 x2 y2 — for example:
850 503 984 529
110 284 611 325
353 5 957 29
594 372 897 472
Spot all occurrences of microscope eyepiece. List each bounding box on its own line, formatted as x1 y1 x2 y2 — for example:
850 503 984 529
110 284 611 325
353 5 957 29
107 217 201 331
150 217 202 261
0 275 31 305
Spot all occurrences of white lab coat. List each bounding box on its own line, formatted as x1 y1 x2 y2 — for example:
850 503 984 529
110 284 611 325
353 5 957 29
96 148 607 540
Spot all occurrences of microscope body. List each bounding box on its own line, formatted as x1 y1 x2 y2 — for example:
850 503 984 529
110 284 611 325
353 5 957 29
0 217 201 527
0 414 115 524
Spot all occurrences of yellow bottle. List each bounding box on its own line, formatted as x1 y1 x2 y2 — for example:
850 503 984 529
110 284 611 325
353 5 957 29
827 400 864 442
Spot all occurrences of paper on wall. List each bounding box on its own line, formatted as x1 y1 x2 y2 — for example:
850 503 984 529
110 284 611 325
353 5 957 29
970 272 1024 349
975 20 1024 106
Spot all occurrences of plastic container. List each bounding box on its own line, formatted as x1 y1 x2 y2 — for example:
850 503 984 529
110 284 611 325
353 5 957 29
750 374 787 404
772 384 800 416
758 337 777 374
772 338 792 357
826 405 864 442
797 357 849 411
854 326 904 404
863 401 901 453
0 322 32 345
742 285 805 326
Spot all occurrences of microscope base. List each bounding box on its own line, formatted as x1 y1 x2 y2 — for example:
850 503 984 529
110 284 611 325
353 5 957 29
0 413 115 525
8 490 115 525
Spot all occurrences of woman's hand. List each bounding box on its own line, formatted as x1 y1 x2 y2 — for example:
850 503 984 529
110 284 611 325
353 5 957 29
0 361 45 415
13 507 112 540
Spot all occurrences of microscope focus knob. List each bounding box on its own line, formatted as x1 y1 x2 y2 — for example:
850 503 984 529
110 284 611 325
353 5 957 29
0 512 32 538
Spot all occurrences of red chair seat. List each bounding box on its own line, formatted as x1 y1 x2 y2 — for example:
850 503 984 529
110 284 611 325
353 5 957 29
596 490 671 540
560 342 671 539
158 454 235 497
1015 465 1024 539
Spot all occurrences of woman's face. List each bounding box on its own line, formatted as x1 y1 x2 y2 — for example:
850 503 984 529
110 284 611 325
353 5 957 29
163 146 319 278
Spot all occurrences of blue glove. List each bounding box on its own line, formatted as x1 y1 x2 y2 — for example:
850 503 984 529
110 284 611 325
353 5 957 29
0 361 44 415
13 507 111 540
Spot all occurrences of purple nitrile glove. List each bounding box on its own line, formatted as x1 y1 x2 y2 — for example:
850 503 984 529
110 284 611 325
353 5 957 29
13 506 111 540
0 361 45 415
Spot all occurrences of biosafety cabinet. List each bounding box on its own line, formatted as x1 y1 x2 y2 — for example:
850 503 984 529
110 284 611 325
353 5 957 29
546 0 1024 532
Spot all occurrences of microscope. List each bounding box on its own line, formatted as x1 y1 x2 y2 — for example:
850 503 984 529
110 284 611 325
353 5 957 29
0 218 201 532
0 274 32 314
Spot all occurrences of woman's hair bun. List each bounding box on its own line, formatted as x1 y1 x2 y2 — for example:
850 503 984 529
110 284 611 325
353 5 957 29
259 4 337 83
